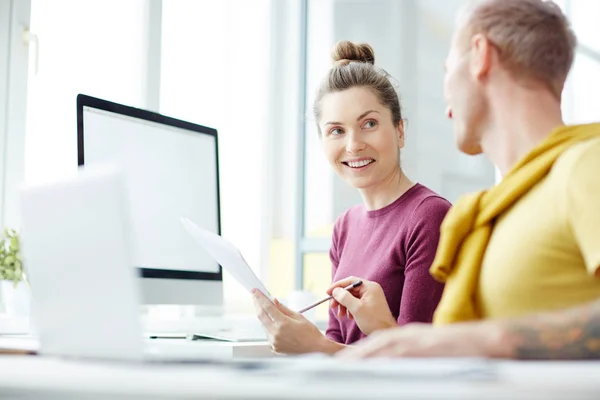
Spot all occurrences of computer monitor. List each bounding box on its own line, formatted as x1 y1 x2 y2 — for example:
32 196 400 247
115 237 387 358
76 94 223 307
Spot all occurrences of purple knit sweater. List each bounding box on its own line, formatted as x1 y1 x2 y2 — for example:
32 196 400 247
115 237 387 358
326 183 450 345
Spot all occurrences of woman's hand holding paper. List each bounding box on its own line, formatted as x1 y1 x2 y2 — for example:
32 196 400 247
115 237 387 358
251 289 344 355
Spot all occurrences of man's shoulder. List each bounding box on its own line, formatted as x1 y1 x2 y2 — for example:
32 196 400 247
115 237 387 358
526 135 600 216
553 136 600 178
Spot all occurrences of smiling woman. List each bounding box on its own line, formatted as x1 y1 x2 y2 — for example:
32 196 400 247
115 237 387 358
252 41 452 355
318 88 405 210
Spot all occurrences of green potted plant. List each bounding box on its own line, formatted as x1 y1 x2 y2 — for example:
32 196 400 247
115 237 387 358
0 228 29 316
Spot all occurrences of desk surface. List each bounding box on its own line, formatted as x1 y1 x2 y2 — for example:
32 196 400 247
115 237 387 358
0 334 274 359
1 355 600 399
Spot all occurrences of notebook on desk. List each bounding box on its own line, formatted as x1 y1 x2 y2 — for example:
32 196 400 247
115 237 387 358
18 165 269 362
189 327 267 343
146 328 267 343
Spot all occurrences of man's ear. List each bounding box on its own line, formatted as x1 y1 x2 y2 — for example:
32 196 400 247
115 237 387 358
470 33 493 80
397 120 405 149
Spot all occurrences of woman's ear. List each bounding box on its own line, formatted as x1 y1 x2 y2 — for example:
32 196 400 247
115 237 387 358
397 120 405 149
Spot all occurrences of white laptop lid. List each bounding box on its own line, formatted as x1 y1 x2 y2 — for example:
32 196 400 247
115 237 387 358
19 165 144 361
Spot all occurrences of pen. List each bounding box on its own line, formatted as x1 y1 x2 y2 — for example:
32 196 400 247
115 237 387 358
298 280 363 314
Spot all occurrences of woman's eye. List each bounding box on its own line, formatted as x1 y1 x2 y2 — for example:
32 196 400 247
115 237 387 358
363 120 377 129
330 128 343 136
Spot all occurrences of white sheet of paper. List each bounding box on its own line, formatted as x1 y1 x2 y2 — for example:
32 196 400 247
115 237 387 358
180 217 274 301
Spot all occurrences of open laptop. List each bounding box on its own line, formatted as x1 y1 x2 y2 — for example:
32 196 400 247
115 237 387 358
18 165 266 362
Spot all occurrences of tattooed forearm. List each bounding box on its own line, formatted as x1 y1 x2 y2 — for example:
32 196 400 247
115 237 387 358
505 300 600 360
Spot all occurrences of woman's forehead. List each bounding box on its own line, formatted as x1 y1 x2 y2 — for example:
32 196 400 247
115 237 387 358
320 88 387 119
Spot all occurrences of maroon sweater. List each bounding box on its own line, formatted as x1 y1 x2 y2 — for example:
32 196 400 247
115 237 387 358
326 183 450 345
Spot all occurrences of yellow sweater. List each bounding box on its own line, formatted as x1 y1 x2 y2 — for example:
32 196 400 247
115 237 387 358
430 123 600 325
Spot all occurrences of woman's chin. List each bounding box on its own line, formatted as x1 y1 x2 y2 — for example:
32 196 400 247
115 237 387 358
344 176 376 190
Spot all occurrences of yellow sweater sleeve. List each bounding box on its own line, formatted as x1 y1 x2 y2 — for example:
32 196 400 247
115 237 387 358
567 140 600 276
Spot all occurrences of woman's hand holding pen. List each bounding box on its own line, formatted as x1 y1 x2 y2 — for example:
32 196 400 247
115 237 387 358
327 277 397 336
251 289 344 355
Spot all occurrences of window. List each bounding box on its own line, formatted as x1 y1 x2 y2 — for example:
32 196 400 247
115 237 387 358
303 252 332 321
1 0 31 229
570 52 600 124
20 0 299 311
304 0 338 241
552 0 568 12
561 0 600 125
160 0 272 310
571 0 600 53
25 0 146 184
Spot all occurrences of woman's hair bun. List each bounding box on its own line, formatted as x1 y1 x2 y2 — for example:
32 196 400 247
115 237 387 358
331 40 375 66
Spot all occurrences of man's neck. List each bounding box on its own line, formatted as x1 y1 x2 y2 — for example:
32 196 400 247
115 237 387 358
481 86 565 176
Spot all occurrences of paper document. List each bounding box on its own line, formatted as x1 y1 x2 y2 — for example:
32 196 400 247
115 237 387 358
180 217 273 301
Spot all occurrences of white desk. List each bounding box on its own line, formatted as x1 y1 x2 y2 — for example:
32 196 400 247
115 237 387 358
0 312 273 358
1 355 599 399
0 334 273 359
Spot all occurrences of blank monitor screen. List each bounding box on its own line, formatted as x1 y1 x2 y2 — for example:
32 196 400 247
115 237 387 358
77 95 221 280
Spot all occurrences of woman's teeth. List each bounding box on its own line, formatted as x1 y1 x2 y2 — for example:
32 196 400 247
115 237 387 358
347 159 373 168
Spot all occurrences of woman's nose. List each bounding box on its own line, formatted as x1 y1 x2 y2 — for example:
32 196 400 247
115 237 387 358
345 133 366 154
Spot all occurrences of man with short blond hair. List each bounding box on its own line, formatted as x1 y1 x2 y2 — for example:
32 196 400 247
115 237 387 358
328 0 600 360
460 0 575 98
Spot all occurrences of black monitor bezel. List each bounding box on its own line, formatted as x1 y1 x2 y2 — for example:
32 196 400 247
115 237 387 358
77 94 223 282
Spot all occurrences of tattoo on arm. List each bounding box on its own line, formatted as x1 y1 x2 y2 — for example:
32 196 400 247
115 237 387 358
507 300 600 360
